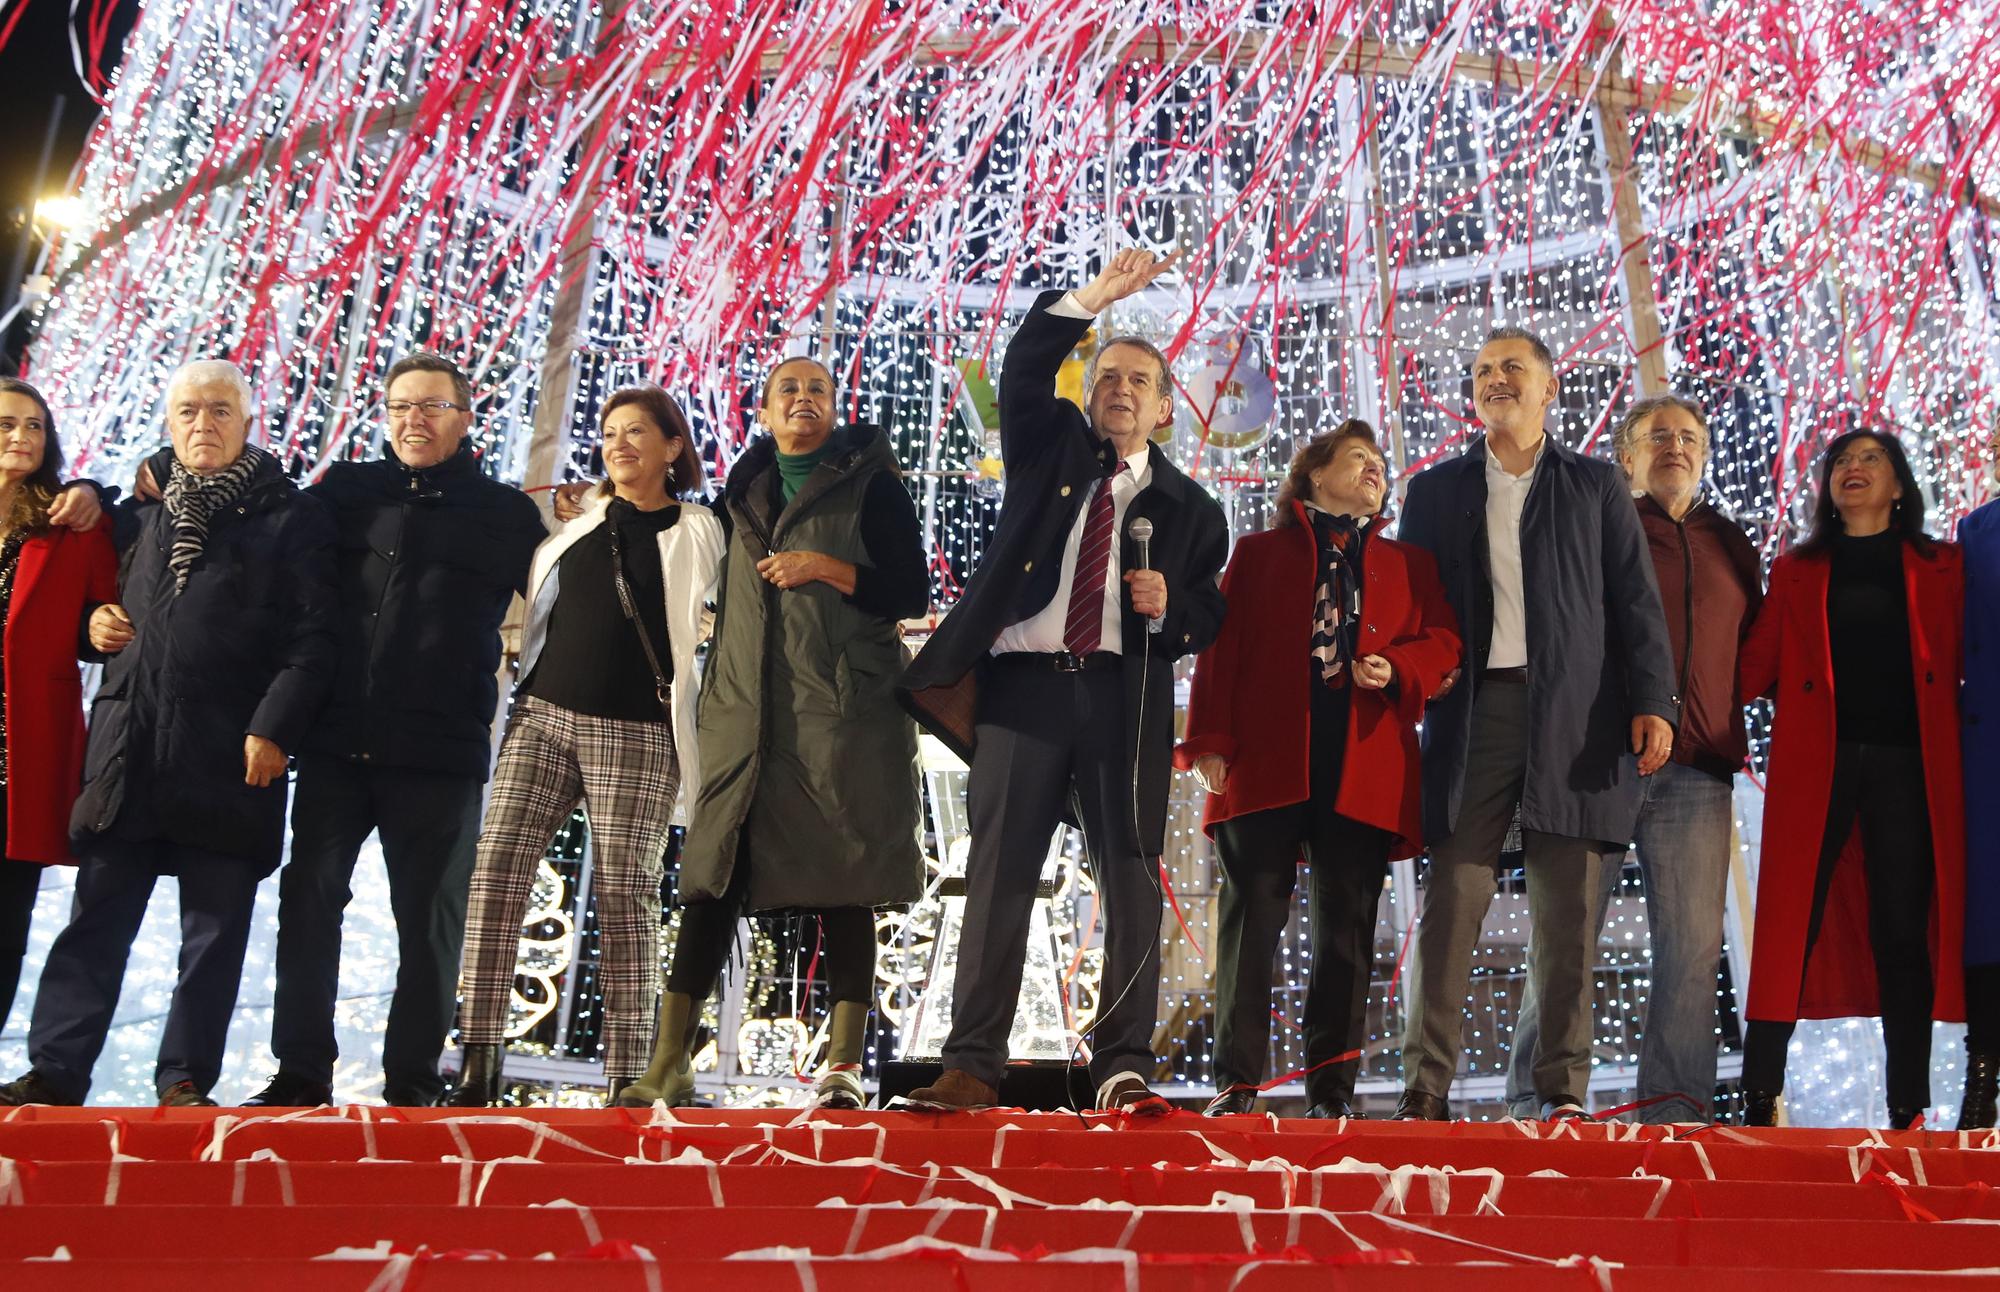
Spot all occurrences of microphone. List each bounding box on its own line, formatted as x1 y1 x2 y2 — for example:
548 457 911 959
1128 516 1163 634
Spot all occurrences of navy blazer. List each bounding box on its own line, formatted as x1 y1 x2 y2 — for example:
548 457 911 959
1397 435 1678 848
899 289 1228 852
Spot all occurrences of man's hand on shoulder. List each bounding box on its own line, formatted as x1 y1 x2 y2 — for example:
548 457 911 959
49 482 106 531
1072 247 1183 314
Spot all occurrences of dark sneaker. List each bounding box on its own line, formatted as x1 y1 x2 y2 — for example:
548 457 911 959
0 1069 79 1106
240 1072 333 1108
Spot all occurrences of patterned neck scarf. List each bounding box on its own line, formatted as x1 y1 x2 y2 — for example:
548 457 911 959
163 444 268 594
1307 503 1367 686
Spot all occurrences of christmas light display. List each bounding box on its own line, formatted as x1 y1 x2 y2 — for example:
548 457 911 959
5 0 1996 1120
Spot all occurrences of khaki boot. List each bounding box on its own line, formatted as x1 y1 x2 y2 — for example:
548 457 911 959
810 999 870 1111
615 992 698 1108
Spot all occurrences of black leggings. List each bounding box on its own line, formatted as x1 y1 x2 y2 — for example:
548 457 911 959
1742 742 1937 1109
666 854 876 1006
0 859 45 1033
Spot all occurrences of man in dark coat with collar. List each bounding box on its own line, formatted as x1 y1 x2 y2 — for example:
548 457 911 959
1392 326 1678 1122
2 360 338 1109
239 352 547 1108
899 249 1229 1111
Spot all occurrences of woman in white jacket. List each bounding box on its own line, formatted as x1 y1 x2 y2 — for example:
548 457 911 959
446 386 722 1106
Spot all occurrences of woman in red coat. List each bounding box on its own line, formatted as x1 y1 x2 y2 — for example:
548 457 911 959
1737 429 1965 1129
1176 421 1461 1118
0 377 118 1031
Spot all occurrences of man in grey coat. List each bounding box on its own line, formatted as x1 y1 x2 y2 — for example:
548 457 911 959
1393 326 1677 1121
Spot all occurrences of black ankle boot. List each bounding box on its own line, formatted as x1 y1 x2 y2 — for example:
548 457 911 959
439 1043 503 1108
1888 1105 1925 1131
1959 1052 1998 1131
1740 1089 1779 1127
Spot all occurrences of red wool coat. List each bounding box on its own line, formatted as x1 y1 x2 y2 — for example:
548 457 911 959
1174 502 1462 860
3 522 119 865
1737 540 1966 1023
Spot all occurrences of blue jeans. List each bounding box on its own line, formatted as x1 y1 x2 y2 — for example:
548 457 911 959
1505 761 1734 1122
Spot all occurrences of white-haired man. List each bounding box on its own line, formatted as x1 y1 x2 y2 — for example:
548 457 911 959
0 361 337 1108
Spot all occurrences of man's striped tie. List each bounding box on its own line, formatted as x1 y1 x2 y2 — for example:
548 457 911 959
1062 460 1129 654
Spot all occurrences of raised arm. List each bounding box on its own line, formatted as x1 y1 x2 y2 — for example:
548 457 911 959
999 249 1182 468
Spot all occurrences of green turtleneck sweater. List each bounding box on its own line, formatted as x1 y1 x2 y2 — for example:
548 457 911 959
776 443 834 503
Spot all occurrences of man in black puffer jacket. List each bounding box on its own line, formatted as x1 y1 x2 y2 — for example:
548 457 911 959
242 352 546 1109
0 360 338 1109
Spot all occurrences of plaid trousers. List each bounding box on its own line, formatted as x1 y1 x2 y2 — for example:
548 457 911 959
458 696 678 1083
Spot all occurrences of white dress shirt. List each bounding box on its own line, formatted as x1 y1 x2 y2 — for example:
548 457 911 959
1484 435 1545 670
993 291 1154 655
993 446 1152 655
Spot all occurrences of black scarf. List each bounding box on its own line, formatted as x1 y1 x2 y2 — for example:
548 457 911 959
1307 505 1366 686
163 445 268 594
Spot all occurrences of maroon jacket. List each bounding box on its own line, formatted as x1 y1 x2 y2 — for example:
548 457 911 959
1636 492 1762 779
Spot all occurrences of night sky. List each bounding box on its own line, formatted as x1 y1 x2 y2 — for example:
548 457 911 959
0 0 139 371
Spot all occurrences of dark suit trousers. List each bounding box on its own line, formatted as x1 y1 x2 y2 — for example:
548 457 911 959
1400 680 1616 1103
944 658 1163 1090
28 840 261 1100
273 754 483 1101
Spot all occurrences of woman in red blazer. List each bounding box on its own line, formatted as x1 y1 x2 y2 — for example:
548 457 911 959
1176 421 1461 1117
1737 429 1965 1129
0 378 118 1031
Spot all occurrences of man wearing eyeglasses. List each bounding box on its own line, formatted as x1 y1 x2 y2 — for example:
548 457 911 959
240 352 547 1106
1502 393 1763 1124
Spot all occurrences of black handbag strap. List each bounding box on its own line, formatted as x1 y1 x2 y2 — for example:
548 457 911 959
606 519 673 718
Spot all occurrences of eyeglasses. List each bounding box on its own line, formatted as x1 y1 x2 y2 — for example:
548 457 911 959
386 399 466 418
1645 429 1705 450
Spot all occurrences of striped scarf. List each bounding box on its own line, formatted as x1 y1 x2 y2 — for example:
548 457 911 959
163 445 268 594
1307 504 1366 687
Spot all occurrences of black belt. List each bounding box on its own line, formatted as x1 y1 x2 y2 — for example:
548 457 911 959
991 650 1121 673
1480 666 1529 684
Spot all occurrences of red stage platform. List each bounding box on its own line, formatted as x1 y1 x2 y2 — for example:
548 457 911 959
3 1106 1998 1288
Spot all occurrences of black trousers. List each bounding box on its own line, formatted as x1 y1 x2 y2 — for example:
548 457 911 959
1209 682 1390 1107
272 754 483 1102
1211 803 1390 1107
1742 742 1937 1110
28 840 261 1100
943 658 1162 1090
0 858 45 1034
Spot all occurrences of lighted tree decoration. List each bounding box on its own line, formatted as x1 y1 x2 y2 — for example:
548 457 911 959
10 0 1996 1117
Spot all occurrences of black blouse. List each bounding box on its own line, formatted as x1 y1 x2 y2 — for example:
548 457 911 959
1826 528 1919 747
521 501 677 723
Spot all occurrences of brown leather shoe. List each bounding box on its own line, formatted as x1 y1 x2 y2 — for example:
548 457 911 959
906 1068 997 1109
159 1080 218 1108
